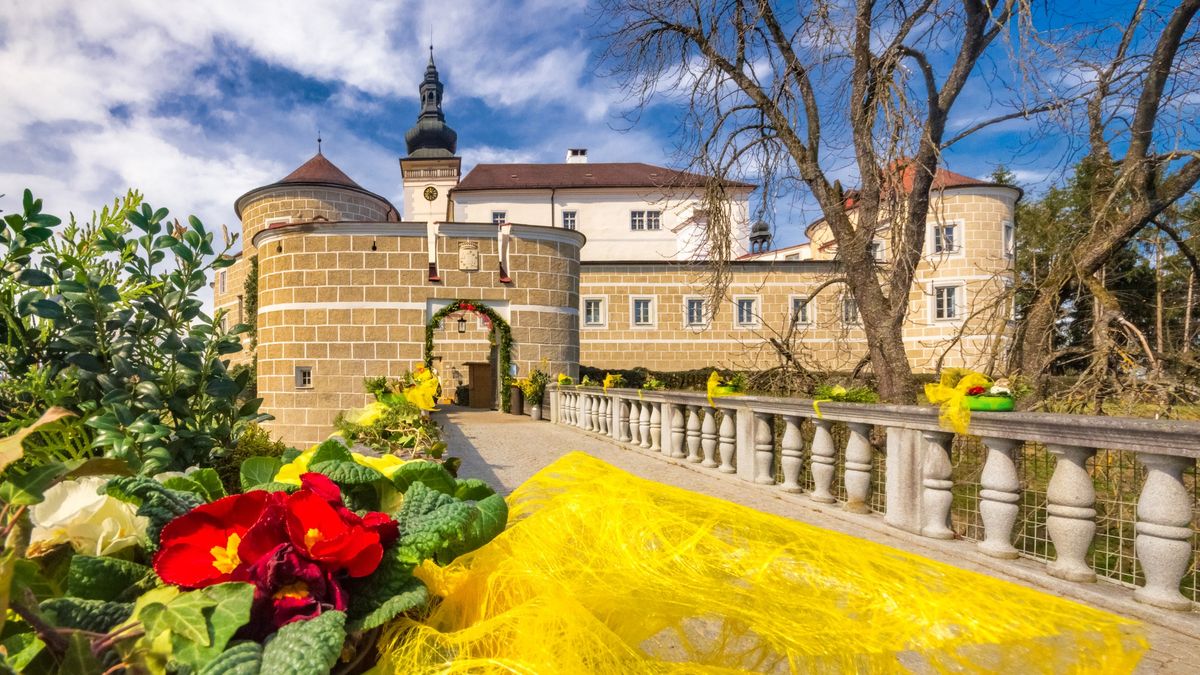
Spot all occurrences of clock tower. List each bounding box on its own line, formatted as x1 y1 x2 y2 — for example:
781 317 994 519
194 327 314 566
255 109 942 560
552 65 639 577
400 47 460 224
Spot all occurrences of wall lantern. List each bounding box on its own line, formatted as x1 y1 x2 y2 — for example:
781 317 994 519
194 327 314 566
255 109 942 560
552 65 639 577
457 316 468 333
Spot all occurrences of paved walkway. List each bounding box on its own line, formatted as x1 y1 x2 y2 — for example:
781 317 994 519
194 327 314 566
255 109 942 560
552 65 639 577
437 408 1200 674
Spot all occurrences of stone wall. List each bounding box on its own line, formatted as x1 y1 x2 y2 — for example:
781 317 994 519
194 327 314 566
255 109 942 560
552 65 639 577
252 221 582 447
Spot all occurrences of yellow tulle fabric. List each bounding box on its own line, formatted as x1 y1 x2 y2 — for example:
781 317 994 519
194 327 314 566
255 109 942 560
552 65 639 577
924 369 994 435
372 452 1145 674
705 371 740 406
405 366 440 412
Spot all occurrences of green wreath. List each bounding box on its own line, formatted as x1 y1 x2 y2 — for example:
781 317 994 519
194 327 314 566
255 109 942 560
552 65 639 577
425 300 514 412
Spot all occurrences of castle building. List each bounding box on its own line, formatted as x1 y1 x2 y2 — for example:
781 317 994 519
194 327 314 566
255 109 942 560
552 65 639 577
214 54 1017 447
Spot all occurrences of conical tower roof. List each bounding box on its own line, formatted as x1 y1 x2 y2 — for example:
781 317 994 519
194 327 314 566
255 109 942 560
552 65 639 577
279 152 363 188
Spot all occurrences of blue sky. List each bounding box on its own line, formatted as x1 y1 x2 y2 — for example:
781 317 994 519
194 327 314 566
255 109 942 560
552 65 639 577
0 0 1125 257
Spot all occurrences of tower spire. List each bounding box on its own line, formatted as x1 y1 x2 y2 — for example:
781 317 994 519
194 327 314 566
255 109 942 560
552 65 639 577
317 128 322 154
404 47 457 158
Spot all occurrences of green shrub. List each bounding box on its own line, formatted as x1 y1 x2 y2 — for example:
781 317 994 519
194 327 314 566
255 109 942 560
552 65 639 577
0 190 267 474
213 423 291 493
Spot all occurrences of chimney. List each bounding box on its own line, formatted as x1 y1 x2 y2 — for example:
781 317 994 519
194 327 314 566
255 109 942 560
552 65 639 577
566 148 588 164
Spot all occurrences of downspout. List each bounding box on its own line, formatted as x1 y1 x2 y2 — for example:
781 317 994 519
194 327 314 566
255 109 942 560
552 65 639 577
549 188 556 227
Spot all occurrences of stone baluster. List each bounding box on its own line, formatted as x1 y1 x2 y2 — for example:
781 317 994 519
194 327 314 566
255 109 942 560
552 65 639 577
1045 444 1097 582
628 400 641 446
779 415 804 493
809 419 837 503
700 407 718 467
718 408 737 474
573 392 583 428
617 398 631 442
649 402 662 453
843 422 873 513
599 396 610 436
579 394 590 431
1134 453 1196 610
920 431 955 539
560 392 569 425
639 399 652 449
591 394 602 431
978 437 1021 559
753 411 776 485
669 404 687 458
687 405 704 463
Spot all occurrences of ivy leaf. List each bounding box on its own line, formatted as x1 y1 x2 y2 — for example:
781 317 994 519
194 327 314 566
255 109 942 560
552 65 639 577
161 468 226 502
169 583 254 666
1 633 45 672
391 461 456 496
309 438 353 465
0 462 68 505
240 456 282 491
60 632 104 674
67 556 155 602
453 478 496 501
260 610 346 675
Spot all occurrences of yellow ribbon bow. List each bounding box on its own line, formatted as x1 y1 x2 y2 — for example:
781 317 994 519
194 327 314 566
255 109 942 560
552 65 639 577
924 369 992 435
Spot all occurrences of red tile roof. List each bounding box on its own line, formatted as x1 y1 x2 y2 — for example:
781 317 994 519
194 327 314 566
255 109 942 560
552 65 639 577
279 152 363 189
453 162 754 192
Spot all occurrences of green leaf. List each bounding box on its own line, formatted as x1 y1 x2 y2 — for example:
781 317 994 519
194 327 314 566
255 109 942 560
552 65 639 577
309 438 353 465
309 459 384 485
0 462 68 505
169 583 254 667
1 633 45 672
240 456 281 492
104 476 204 549
198 641 262 675
68 556 155 602
346 566 427 632
60 632 103 674
160 468 226 502
40 598 134 633
15 268 53 286
391 460 456 496
260 611 346 675
31 299 64 321
439 493 509 564
454 478 496 501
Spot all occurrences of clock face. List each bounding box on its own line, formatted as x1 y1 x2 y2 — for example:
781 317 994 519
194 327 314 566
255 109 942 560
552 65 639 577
423 186 439 202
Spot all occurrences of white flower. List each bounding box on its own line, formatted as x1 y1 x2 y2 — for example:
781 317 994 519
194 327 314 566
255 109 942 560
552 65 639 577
988 385 1012 397
28 476 149 556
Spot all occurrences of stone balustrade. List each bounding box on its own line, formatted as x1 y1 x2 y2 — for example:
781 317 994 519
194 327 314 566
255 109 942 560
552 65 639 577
548 385 1200 612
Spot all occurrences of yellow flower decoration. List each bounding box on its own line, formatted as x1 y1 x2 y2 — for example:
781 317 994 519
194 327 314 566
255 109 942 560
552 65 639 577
557 373 573 386
706 371 740 406
405 367 440 412
924 369 994 435
274 445 408 485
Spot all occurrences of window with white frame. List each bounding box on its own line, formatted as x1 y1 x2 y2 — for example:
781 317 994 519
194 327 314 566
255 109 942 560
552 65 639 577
295 366 313 389
870 240 886 261
583 297 606 327
791 297 811 325
685 298 706 327
1003 221 1014 259
562 210 577 230
734 297 758 327
630 210 662 231
632 297 655 326
932 222 960 254
491 211 507 225
842 295 860 324
932 283 964 321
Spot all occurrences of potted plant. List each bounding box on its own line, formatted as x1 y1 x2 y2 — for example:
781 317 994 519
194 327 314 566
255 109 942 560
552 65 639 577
522 370 549 420
509 377 524 415
964 377 1016 411
640 375 665 391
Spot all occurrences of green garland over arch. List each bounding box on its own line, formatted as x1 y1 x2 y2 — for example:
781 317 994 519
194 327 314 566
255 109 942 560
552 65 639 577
425 300 514 412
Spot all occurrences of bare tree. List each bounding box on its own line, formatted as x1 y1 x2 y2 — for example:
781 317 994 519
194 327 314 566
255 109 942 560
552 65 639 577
595 0 1047 402
1011 0 1200 399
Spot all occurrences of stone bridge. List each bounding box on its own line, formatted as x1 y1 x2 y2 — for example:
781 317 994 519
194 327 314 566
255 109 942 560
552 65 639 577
438 387 1200 674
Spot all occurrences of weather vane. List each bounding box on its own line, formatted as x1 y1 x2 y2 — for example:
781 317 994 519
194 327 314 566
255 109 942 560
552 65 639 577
317 129 322 154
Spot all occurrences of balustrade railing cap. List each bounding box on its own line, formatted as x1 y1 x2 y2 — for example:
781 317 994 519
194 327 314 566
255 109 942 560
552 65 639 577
548 384 1200 457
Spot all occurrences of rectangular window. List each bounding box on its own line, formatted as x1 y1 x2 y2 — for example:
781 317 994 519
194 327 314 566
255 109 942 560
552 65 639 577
218 271 227 294
685 298 706 327
583 298 605 326
735 298 757 326
630 210 662 231
870 241 885 261
295 366 313 389
791 297 811 325
491 211 507 225
632 298 654 326
562 210 577 230
1003 221 1014 259
933 223 959 254
934 285 960 320
842 296 859 324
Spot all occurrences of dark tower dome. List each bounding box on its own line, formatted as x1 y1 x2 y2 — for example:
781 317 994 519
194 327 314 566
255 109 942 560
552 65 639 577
404 49 458 158
749 220 772 253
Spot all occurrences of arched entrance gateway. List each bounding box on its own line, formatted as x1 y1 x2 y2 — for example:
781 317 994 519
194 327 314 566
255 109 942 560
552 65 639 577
425 300 513 411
